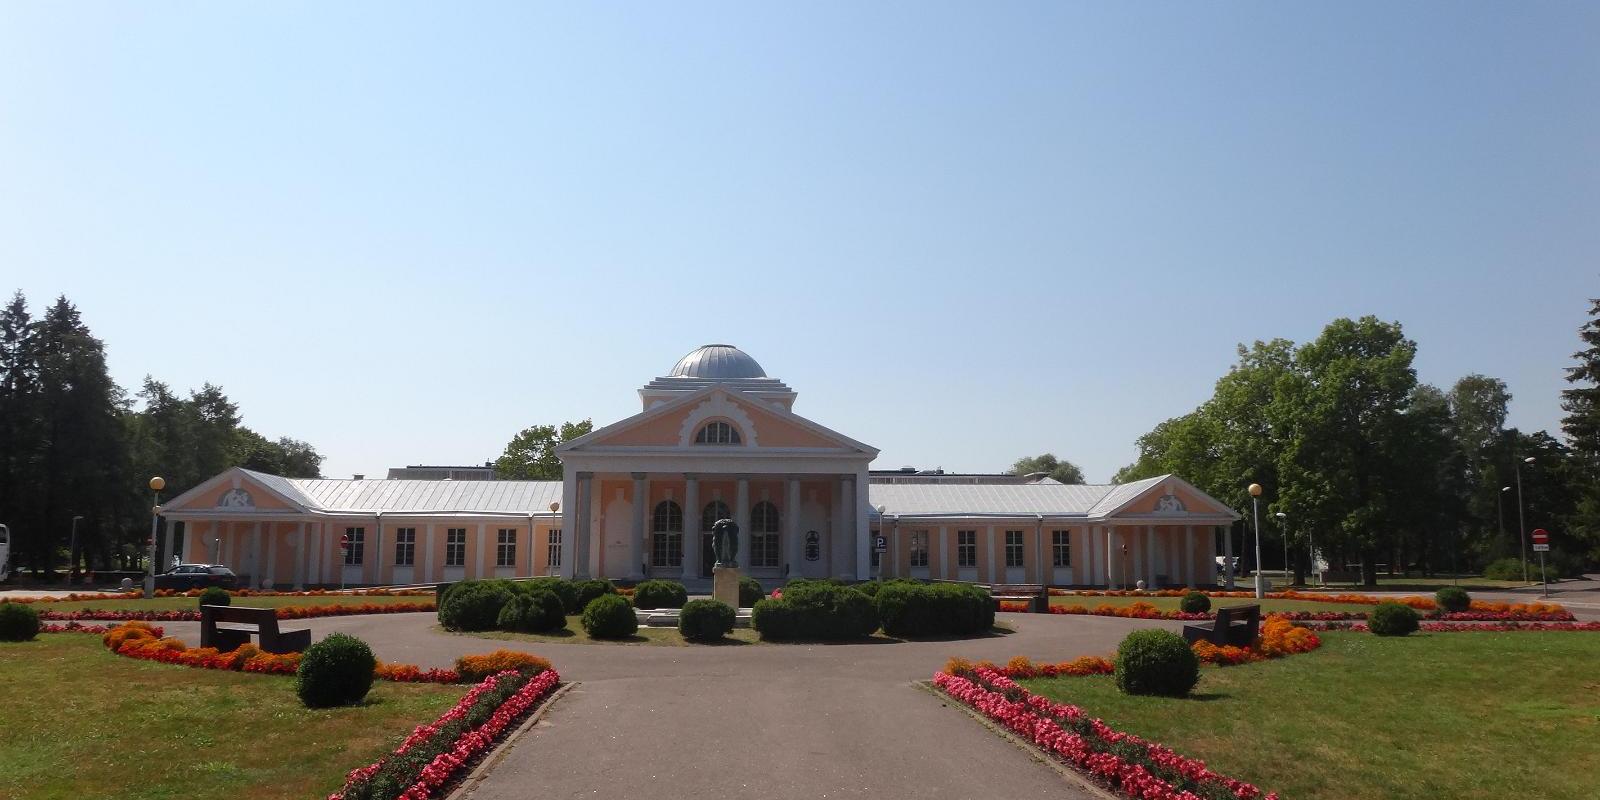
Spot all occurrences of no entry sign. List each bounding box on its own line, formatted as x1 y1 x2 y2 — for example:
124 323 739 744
1532 528 1550 552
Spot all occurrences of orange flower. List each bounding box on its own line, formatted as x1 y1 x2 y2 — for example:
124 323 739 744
454 650 553 682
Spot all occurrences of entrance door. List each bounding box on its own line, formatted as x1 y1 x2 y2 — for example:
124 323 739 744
701 533 716 578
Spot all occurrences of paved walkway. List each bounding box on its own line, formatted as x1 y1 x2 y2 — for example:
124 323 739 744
160 612 1175 800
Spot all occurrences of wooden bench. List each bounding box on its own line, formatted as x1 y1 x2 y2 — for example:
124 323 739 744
1182 603 1261 647
200 605 311 654
990 583 1048 613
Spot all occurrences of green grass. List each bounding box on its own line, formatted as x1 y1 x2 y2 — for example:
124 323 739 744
23 594 432 612
0 635 464 800
1018 632 1600 800
1048 594 1380 614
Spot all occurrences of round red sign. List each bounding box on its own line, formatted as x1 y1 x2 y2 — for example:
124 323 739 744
1531 528 1549 544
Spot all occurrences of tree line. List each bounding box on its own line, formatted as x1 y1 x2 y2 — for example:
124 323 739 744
1116 309 1600 584
0 291 324 578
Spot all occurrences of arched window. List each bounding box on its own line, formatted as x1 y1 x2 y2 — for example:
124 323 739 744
750 500 780 568
701 500 731 532
651 501 683 568
652 501 683 532
694 421 742 445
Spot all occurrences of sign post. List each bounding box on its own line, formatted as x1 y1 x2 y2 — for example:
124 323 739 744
1531 529 1550 597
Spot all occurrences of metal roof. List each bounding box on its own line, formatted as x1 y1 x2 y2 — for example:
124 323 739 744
868 474 1175 518
242 469 562 514
669 344 767 379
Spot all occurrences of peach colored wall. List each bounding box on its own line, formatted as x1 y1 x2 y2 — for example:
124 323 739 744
589 394 842 449
599 411 687 446
178 480 294 512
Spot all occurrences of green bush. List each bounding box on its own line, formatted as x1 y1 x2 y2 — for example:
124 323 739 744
571 579 616 613
738 577 765 607
438 580 514 632
752 582 878 641
632 579 688 610
520 578 581 614
1114 629 1200 697
1179 591 1211 614
1433 586 1470 613
582 594 639 639
1368 602 1421 636
497 589 567 633
875 582 994 638
1482 557 1529 582
198 586 231 608
296 633 376 708
679 599 736 641
0 602 40 642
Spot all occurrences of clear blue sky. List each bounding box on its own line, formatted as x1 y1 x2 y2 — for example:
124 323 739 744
2 2 1596 482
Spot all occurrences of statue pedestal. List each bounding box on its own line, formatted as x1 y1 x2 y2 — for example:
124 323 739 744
713 566 741 608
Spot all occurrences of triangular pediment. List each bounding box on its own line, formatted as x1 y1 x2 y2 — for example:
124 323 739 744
559 385 877 455
1091 474 1239 521
161 467 311 514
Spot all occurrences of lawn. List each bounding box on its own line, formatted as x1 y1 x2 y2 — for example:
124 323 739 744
23 593 431 613
0 635 464 800
1018 631 1600 800
1048 594 1381 615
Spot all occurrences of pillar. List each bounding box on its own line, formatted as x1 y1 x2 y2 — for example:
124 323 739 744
1185 525 1195 588
266 527 278 589
476 523 489 578
937 526 949 579
850 473 867 580
294 521 307 590
1106 526 1117 589
423 524 435 584
250 522 263 587
1145 525 1156 588
682 474 700 581
783 477 800 579
735 477 751 568
630 473 648 580
575 472 593 578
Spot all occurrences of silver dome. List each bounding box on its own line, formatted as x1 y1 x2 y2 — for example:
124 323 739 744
668 344 767 380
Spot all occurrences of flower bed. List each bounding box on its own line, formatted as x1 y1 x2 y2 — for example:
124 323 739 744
39 601 436 623
1008 599 1573 623
962 616 1322 680
1299 620 1600 633
329 667 561 800
7 588 433 604
42 621 162 636
100 622 460 682
935 665 1278 800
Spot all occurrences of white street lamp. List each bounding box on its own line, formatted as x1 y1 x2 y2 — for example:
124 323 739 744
143 476 165 597
1248 483 1265 599
1515 457 1534 584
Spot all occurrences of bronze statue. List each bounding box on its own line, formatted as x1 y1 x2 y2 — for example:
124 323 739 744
711 518 739 568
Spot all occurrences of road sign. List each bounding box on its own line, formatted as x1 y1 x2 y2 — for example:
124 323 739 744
1533 543 1550 552
873 536 887 552
1531 528 1549 545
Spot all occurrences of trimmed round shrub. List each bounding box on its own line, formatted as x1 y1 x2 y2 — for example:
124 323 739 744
1179 591 1211 614
738 577 765 608
582 594 639 639
1369 601 1421 636
876 582 994 638
0 602 41 642
438 580 515 632
1115 629 1199 697
198 586 231 608
296 633 376 708
1433 586 1470 613
497 589 567 633
522 578 581 614
632 579 688 610
679 598 736 642
571 579 616 613
752 582 878 641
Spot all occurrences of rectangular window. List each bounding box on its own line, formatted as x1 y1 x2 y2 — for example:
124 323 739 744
957 530 976 567
446 528 466 567
496 529 517 568
909 530 929 567
343 527 365 565
547 529 563 570
652 532 683 568
1052 530 1072 567
394 528 416 566
1005 530 1025 567
752 534 779 568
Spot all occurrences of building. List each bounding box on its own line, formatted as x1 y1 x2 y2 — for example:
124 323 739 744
158 344 1240 590
385 464 499 481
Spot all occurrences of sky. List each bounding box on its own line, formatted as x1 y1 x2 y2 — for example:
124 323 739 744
1 2 1597 483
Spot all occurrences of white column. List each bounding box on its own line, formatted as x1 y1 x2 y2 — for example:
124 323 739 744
574 472 593 578
266 527 278 589
1106 526 1117 589
250 522 263 587
830 479 845 577
476 523 489 578
986 525 997 584
682 475 700 581
784 477 800 579
937 526 949 579
1145 525 1156 588
424 523 436 584
294 521 307 590
735 477 751 569
630 473 648 580
1185 525 1195 588
851 472 868 581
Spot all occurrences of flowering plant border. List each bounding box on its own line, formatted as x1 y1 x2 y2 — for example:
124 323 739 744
1005 600 1573 623
6 587 433 605
934 666 1277 800
40 601 436 623
99 621 460 682
1298 620 1600 633
329 667 562 800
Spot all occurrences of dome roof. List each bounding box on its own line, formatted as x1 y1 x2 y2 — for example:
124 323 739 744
668 344 767 380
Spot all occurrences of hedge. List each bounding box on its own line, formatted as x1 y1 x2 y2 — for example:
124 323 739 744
875 582 994 638
752 582 878 641
632 580 688 610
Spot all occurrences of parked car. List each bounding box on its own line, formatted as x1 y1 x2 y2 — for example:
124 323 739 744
153 563 238 591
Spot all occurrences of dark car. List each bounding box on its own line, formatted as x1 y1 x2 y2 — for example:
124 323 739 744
154 563 238 590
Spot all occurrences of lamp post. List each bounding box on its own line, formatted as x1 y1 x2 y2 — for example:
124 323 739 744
1275 511 1290 587
143 476 165 597
68 515 84 580
1514 457 1535 584
1248 483 1264 599
1498 486 1510 573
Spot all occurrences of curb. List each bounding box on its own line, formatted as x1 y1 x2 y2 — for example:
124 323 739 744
447 680 578 800
913 680 1120 800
